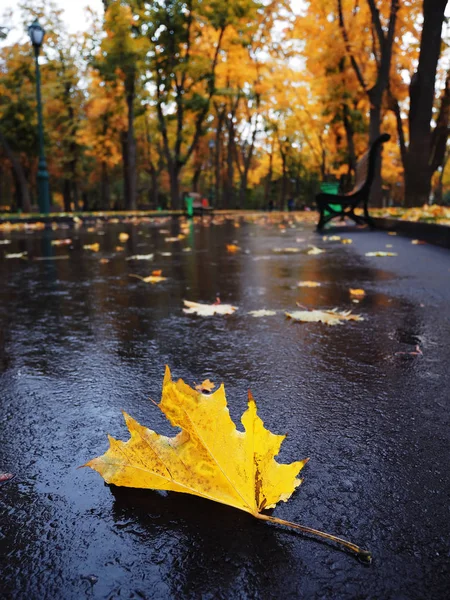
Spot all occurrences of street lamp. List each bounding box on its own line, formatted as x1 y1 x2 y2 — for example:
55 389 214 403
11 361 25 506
29 19 50 214
208 139 215 204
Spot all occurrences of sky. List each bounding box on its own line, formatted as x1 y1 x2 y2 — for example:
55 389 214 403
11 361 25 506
0 0 306 45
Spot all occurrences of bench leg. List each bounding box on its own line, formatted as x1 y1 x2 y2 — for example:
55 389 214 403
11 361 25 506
316 209 326 231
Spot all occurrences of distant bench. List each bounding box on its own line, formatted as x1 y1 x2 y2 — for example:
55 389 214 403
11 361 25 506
315 133 390 231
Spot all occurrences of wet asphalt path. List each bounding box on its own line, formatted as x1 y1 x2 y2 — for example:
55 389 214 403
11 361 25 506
0 214 449 599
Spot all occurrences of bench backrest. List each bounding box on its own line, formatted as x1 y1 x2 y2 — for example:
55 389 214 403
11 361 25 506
349 133 390 195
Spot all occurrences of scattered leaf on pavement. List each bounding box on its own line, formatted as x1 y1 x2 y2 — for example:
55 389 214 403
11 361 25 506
307 246 326 255
248 309 277 317
129 273 167 284
126 254 154 261
5 252 27 259
183 299 237 316
349 288 365 297
342 238 353 244
227 244 240 253
297 281 321 287
273 247 302 254
51 238 72 246
395 345 423 358
83 243 100 252
411 239 426 245
99 258 110 264
0 472 14 483
118 233 129 243
86 366 370 561
286 308 363 326
365 251 397 257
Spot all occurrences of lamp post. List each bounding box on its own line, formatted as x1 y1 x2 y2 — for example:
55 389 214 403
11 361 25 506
208 139 215 204
29 19 50 214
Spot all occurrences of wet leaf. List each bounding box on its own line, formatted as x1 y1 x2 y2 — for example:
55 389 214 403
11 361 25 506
51 238 72 246
297 281 321 287
183 300 237 316
226 244 241 253
0 472 14 484
0 240 11 245
248 309 277 317
126 254 154 261
194 379 216 392
115 245 125 252
307 246 326 255
342 238 353 244
118 233 129 243
395 345 423 358
99 258 110 264
349 288 365 297
129 273 167 284
86 367 370 560
365 251 397 257
286 308 363 326
411 239 426 245
272 247 302 254
83 243 100 252
5 252 27 259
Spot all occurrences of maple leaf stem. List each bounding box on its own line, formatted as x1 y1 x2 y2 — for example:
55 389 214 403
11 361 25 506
255 513 372 563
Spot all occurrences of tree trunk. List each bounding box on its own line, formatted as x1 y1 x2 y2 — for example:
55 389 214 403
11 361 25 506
63 179 71 212
224 122 235 209
264 146 273 208
101 161 110 209
405 0 447 207
124 82 137 210
0 131 31 212
368 95 382 207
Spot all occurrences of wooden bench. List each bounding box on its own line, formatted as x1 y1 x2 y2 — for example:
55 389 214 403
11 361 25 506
315 133 390 231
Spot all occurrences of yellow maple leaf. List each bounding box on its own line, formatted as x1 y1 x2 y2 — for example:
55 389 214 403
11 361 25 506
118 232 129 243
307 246 326 255
129 274 167 284
349 288 366 297
83 243 100 252
183 300 237 316
365 251 397 257
286 308 363 326
85 367 370 560
297 281 321 287
226 243 241 253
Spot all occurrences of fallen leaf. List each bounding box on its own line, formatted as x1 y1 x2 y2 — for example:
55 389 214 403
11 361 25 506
227 244 241 253
349 288 365 297
126 254 154 261
194 379 216 392
183 300 237 316
152 269 162 276
129 274 167 284
118 233 129 243
160 252 172 257
51 238 72 246
388 232 397 236
342 238 353 244
286 308 363 326
99 258 110 264
115 245 125 252
327 235 341 241
307 246 326 255
365 251 397 257
83 243 100 252
411 239 426 245
386 244 393 248
182 247 192 252
86 367 370 560
297 281 321 288
5 252 27 259
0 472 14 483
0 240 11 245
272 247 302 254
248 309 277 317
